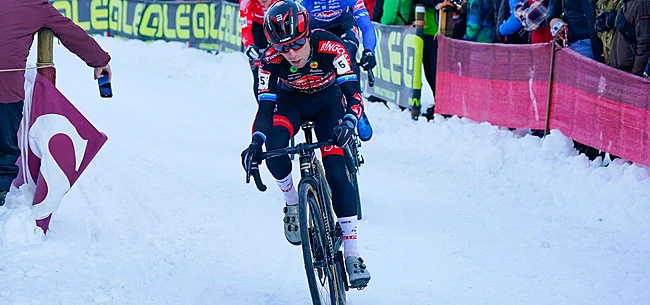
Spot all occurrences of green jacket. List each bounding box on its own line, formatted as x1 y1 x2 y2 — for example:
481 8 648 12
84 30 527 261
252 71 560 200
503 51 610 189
423 7 439 36
380 0 415 25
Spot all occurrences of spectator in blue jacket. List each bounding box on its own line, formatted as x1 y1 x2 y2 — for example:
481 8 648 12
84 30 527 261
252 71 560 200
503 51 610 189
498 0 524 37
464 0 495 42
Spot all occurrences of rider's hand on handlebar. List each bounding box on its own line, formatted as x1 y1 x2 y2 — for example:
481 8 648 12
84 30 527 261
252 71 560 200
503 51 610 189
359 49 376 71
333 114 357 148
241 133 265 173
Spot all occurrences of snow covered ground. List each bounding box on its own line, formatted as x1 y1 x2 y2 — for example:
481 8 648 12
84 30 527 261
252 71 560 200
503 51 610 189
1 36 649 305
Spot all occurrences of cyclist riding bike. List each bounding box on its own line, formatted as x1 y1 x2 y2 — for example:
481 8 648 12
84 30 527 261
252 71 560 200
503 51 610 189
240 0 276 100
240 0 371 288
298 0 377 141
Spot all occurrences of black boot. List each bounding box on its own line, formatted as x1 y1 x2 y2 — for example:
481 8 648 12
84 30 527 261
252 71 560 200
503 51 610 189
0 190 7 206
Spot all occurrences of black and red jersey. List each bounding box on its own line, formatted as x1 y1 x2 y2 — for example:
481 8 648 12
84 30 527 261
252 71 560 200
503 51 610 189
253 29 364 137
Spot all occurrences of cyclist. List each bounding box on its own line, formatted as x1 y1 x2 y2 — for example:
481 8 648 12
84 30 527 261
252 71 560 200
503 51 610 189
298 0 377 141
241 0 371 288
240 0 277 100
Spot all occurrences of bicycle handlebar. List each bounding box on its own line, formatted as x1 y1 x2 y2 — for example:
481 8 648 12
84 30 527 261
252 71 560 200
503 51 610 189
357 61 375 87
261 140 334 160
245 140 335 192
367 69 375 87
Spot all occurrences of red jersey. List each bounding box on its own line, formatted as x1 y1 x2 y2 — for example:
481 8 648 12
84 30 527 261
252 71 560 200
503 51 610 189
239 0 273 48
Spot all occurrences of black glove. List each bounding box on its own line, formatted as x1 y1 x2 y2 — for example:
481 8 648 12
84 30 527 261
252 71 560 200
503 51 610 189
245 45 260 62
333 114 357 148
241 133 265 173
359 49 376 71
594 10 617 33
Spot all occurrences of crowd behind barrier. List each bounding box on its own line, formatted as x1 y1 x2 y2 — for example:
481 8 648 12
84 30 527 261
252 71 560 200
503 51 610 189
49 0 650 168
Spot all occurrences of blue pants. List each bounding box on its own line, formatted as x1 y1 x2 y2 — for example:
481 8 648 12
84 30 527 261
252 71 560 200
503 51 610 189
570 39 595 60
0 101 23 192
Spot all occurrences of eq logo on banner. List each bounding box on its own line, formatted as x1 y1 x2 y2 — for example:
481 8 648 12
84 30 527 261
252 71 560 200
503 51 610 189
51 0 242 52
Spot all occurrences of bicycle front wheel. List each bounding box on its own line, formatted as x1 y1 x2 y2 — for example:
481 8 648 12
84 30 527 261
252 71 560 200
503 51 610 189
298 181 346 305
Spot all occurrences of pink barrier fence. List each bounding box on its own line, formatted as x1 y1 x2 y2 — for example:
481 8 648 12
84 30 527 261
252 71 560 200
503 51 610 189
434 35 650 166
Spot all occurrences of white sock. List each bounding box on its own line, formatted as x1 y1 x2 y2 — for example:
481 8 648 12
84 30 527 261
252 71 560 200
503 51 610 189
339 216 360 258
276 173 298 205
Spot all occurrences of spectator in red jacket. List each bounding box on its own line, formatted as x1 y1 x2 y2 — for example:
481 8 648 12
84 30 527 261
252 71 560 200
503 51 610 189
513 0 554 43
240 0 276 101
364 0 376 18
0 0 111 206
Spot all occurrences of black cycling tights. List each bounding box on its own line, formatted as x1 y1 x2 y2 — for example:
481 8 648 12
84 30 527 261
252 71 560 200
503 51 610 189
264 86 357 218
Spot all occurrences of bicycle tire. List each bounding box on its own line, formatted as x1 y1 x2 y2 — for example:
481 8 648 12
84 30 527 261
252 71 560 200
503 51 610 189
314 159 348 304
299 181 346 305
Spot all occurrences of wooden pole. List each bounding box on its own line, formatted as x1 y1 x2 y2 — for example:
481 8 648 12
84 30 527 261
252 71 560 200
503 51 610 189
35 28 56 234
544 42 557 136
436 1 456 37
37 28 56 85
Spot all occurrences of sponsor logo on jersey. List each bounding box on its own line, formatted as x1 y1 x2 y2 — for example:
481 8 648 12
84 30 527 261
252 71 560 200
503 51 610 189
318 40 348 57
353 0 365 11
290 66 298 73
281 73 335 92
265 48 283 64
287 67 325 81
313 9 343 19
310 61 318 69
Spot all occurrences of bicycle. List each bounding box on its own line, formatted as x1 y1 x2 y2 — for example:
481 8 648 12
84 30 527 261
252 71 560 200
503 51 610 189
245 121 365 305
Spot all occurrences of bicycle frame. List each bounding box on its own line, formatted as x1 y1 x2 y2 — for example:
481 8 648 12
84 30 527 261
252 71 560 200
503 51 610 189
246 122 349 303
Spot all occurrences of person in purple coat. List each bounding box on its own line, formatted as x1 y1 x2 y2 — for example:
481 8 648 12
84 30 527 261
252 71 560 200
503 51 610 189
0 0 112 206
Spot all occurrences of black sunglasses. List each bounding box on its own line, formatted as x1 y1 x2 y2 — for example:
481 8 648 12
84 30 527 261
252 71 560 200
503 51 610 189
273 38 307 53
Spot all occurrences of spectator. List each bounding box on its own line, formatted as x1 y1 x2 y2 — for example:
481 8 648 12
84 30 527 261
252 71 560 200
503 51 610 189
372 0 384 21
608 0 650 77
365 0 377 20
594 0 622 63
514 0 554 43
464 0 495 42
452 5 469 39
546 0 604 62
377 0 416 25
0 0 111 206
497 0 528 43
239 0 275 101
414 0 443 119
